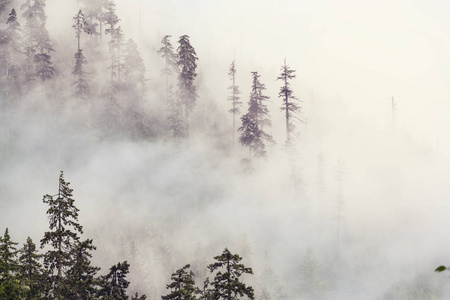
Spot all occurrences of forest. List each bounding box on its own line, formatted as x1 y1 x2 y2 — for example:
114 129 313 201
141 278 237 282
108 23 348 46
1 0 450 299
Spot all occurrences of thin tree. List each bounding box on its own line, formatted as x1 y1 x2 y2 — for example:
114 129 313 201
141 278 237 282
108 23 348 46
158 35 178 101
227 60 242 149
207 248 254 300
97 261 130 300
239 72 274 159
40 171 83 299
0 228 23 299
161 264 198 300
18 237 46 300
276 59 300 145
72 9 91 105
177 35 198 139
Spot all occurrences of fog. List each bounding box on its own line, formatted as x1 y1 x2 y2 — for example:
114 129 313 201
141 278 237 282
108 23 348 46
2 0 450 299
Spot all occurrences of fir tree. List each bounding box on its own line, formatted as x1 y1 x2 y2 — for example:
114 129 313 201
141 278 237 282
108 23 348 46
72 10 91 106
40 171 83 299
239 72 274 158
103 0 120 82
227 60 242 149
177 35 198 139
167 84 185 141
0 228 23 299
161 264 198 300
97 261 130 300
276 59 300 145
297 248 327 300
158 35 178 100
0 8 23 104
18 237 46 300
207 248 254 300
131 292 147 300
198 277 213 300
64 239 100 300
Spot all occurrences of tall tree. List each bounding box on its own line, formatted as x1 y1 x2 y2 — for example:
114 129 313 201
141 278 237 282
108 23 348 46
227 60 242 149
40 171 83 300
276 59 300 145
65 239 100 300
177 35 198 139
158 35 178 100
167 84 185 141
0 8 23 105
103 0 120 82
207 248 254 300
239 72 274 158
297 248 327 299
72 10 91 105
97 261 130 300
18 237 46 300
0 228 23 299
161 264 198 300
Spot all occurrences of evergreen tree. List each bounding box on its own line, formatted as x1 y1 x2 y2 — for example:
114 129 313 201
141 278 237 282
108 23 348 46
0 8 23 105
161 264 198 300
18 237 46 300
177 35 198 139
131 292 147 300
0 228 23 299
103 0 120 82
72 10 91 109
239 72 274 158
97 261 130 300
40 171 83 299
297 248 327 300
276 59 300 145
227 60 242 149
167 84 185 141
64 239 100 300
122 38 149 140
258 264 285 300
198 277 213 300
158 35 178 100
207 248 254 300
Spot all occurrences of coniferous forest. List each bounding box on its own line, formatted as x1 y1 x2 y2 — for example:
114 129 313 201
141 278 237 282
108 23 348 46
2 0 450 299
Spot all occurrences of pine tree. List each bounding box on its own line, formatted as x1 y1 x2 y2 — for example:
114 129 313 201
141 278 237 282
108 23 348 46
239 72 274 158
158 35 178 100
297 248 327 300
161 264 198 300
276 59 300 145
167 84 185 141
177 35 198 139
97 261 130 300
103 0 120 82
131 292 147 300
18 237 46 300
227 60 242 149
207 248 254 300
72 10 91 106
0 228 23 299
0 8 23 105
198 277 213 300
40 171 83 299
64 239 100 300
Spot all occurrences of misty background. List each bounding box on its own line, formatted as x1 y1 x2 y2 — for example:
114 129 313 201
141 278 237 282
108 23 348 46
2 0 450 298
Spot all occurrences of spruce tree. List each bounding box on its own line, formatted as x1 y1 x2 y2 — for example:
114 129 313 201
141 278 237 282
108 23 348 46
177 35 198 139
72 10 91 104
0 228 23 299
297 248 327 299
239 72 274 158
227 60 242 149
103 0 120 82
161 264 198 300
158 35 178 100
0 8 23 105
97 261 130 300
276 59 300 145
167 84 185 141
207 248 254 300
18 237 46 300
65 239 100 300
40 171 83 299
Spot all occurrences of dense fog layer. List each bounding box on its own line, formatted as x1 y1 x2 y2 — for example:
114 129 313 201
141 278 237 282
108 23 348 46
2 0 450 299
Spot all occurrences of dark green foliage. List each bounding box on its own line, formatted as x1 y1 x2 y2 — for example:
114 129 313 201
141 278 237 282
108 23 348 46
239 72 274 158
65 239 100 299
40 171 83 299
435 266 446 272
177 34 198 138
161 264 198 300
207 248 254 300
18 237 46 300
131 292 147 300
198 277 213 300
277 59 300 144
98 261 130 300
0 228 23 299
